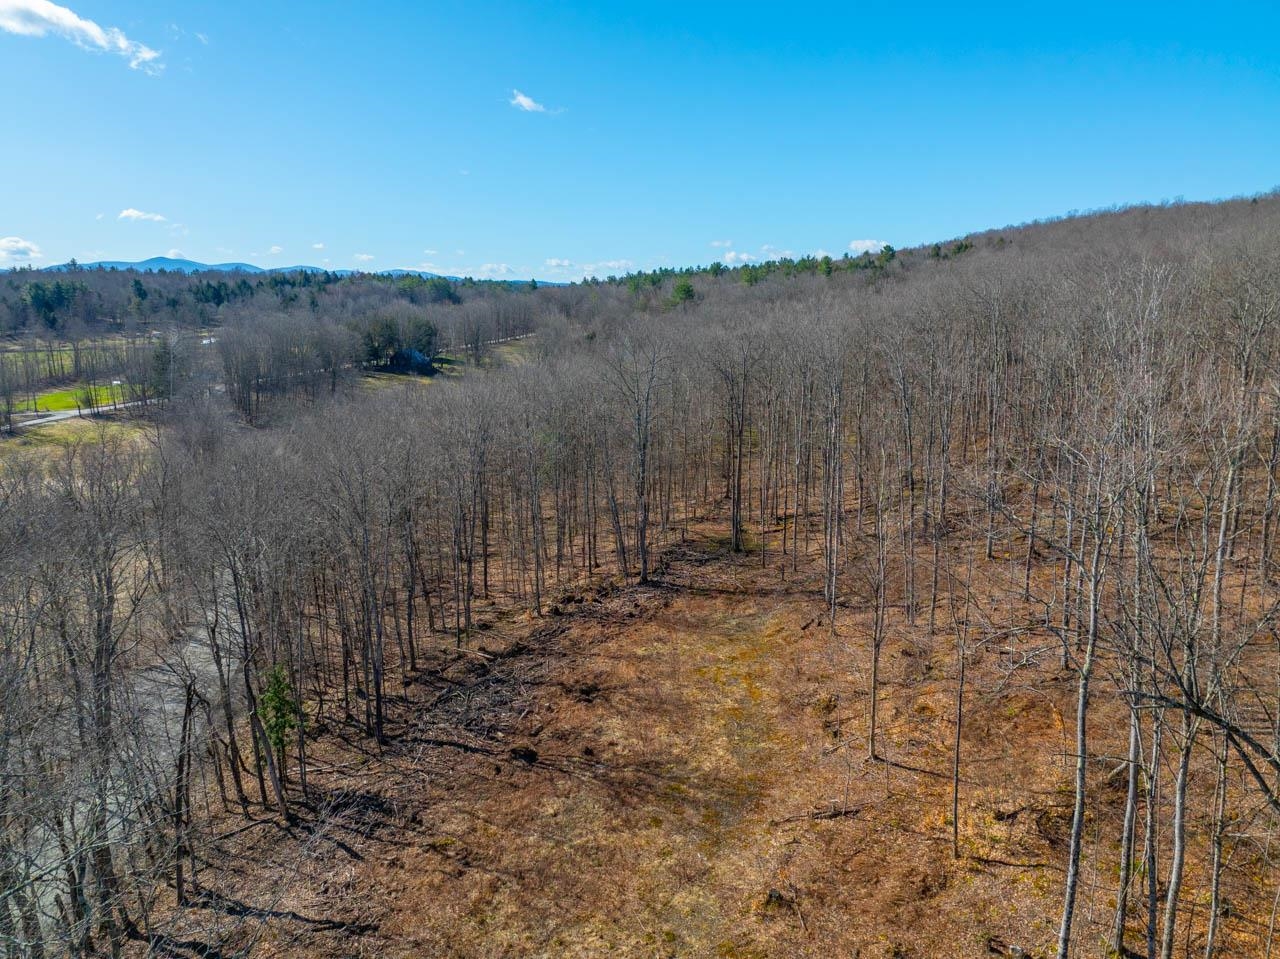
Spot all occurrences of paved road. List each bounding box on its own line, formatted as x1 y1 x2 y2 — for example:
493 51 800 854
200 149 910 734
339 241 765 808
4 400 146 433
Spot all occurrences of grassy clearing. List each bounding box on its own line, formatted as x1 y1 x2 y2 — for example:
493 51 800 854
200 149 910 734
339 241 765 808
0 334 137 354
431 336 536 375
432 354 468 377
360 345 526 391
3 417 148 454
359 371 434 392
12 382 130 414
492 337 535 366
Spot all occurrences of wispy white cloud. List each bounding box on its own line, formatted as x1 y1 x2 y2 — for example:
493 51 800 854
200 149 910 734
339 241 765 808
544 257 572 268
0 0 162 73
267 244 283 255
709 240 732 248
166 248 184 258
118 207 166 222
312 242 324 250
509 88 546 112
848 238 888 254
577 258 633 277
724 251 754 264
354 253 374 263
414 258 533 279
0 236 42 263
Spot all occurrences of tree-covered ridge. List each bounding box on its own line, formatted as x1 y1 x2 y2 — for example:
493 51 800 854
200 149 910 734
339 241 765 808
3 190 1280 956
1 265 485 336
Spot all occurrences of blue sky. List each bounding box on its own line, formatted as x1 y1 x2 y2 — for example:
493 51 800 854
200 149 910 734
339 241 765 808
2 1 1278 279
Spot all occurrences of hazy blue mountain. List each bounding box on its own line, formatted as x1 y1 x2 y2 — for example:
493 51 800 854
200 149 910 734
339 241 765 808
53 256 264 274
38 257 569 283
273 265 348 275
44 256 453 279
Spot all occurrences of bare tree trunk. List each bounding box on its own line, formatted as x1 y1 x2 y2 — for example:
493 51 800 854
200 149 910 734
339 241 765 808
1160 714 1196 959
1204 734 1229 958
1114 698 1141 956
1145 711 1164 959
1057 515 1105 959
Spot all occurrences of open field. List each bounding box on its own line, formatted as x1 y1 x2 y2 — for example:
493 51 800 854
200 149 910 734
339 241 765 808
10 381 130 413
360 337 534 393
2 415 150 452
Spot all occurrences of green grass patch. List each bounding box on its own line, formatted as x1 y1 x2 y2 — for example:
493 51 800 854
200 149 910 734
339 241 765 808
14 383 129 414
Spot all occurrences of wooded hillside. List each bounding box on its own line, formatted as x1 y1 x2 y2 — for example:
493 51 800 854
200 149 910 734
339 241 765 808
3 193 1280 958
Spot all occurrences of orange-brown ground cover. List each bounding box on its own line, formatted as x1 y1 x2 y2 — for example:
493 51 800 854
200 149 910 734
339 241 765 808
160 515 1275 959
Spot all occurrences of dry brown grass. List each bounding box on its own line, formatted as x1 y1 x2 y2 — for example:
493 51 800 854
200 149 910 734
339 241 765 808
165 511 1275 959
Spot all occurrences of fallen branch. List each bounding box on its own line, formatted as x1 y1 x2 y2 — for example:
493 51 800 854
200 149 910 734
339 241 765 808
769 805 861 826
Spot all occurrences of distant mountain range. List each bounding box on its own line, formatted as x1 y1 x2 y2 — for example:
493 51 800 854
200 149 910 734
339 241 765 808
46 256 448 280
